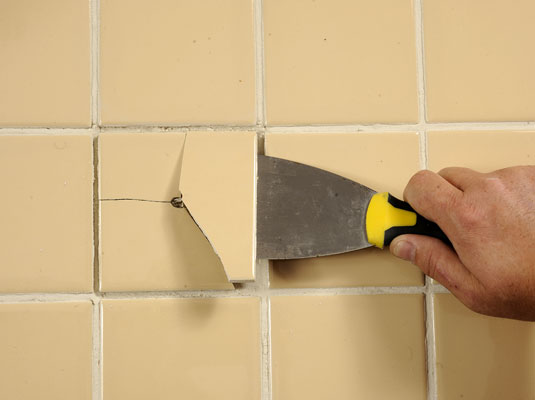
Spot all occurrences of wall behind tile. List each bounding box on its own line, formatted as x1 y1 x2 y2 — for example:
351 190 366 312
1 0 535 399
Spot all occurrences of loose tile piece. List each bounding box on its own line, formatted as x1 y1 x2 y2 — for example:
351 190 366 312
434 294 535 399
264 0 418 124
100 0 255 125
103 298 260 400
428 130 535 172
266 133 423 287
0 135 93 293
0 302 92 399
271 295 426 400
0 0 90 126
100 202 232 291
99 133 185 200
180 132 257 282
424 0 535 121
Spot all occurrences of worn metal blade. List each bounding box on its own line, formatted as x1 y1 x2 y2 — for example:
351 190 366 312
256 155 376 259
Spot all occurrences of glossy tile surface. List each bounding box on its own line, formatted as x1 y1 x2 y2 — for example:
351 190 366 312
266 133 423 287
0 135 93 293
0 302 92 399
0 0 90 126
180 132 257 282
100 201 232 291
100 0 255 125
428 130 535 172
424 0 535 122
271 295 426 399
103 297 260 400
264 0 418 125
434 294 535 399
99 133 185 200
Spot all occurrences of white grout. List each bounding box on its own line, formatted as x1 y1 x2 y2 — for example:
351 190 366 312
254 0 266 128
92 298 103 400
90 0 100 127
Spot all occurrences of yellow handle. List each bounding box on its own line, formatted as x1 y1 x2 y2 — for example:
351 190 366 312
365 192 417 248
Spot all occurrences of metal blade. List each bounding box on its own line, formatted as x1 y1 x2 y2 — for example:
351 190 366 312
256 155 376 259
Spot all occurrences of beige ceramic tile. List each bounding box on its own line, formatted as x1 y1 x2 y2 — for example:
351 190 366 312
428 130 535 172
99 133 185 200
434 294 535 399
0 135 93 293
99 132 232 291
103 297 260 400
264 0 418 125
0 0 90 126
0 302 92 399
180 132 257 282
424 0 535 122
266 133 423 287
100 201 232 291
100 0 255 125
271 295 426 399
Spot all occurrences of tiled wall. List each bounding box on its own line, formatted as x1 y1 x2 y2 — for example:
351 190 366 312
1 1 535 400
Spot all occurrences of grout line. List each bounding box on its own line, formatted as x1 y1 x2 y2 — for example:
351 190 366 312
425 280 438 400
414 0 427 124
90 0 100 127
255 259 272 400
418 131 428 171
93 137 101 294
0 285 436 303
92 298 103 400
254 0 266 128
0 121 534 135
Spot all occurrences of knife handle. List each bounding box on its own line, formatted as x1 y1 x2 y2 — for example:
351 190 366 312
366 192 451 249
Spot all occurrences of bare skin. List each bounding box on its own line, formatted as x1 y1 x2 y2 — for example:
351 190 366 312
390 166 535 321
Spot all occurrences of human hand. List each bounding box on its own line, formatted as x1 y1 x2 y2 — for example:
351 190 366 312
390 166 535 321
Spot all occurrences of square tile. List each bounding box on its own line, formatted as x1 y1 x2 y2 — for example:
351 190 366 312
271 295 426 399
266 133 423 287
99 132 232 291
0 0 90 126
100 0 255 125
434 294 535 399
424 0 535 122
264 0 418 125
0 135 93 293
180 132 257 282
103 297 260 400
428 130 535 172
99 132 185 200
100 201 232 291
0 301 92 399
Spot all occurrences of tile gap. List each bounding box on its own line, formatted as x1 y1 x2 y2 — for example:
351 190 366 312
93 137 101 295
424 279 438 400
254 0 266 128
92 298 103 400
90 0 100 127
414 0 427 124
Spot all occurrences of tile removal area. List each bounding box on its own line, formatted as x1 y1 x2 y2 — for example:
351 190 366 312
1 0 535 399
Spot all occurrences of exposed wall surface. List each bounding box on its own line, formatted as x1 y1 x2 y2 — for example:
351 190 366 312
1 0 535 399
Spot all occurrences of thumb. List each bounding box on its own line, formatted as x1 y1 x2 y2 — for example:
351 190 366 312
390 234 478 298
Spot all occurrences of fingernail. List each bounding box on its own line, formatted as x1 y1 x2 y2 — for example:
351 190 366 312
392 240 416 262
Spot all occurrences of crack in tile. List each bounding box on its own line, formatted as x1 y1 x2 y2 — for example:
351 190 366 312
99 198 171 203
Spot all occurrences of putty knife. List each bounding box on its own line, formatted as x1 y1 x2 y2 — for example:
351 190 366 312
256 155 449 260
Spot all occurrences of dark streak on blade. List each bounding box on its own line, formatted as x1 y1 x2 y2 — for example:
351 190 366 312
256 155 376 259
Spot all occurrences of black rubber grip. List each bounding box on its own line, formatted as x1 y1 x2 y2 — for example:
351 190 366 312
383 194 451 247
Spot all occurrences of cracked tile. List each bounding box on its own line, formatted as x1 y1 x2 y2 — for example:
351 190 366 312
99 132 232 291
